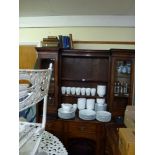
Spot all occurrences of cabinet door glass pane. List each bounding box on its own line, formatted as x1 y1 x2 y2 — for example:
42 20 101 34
114 60 132 96
40 58 55 98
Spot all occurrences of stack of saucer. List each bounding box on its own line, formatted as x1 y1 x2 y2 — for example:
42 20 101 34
95 103 107 111
96 111 111 122
58 108 76 119
95 98 107 111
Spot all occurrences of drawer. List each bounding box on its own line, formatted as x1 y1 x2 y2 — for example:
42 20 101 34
46 120 63 132
67 122 96 134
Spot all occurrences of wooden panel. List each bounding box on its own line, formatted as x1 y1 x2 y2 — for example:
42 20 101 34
19 45 38 69
46 120 63 132
67 122 96 134
61 57 109 82
67 138 96 155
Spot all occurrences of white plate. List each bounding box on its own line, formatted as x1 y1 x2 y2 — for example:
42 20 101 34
58 111 75 119
96 111 111 122
79 114 96 120
79 109 96 120
58 108 76 119
79 109 96 116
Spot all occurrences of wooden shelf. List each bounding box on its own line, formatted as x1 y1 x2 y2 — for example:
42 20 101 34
61 78 108 83
61 94 106 98
114 94 129 98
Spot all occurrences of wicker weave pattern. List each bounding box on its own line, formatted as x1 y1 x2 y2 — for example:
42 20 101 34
19 69 51 112
19 64 52 155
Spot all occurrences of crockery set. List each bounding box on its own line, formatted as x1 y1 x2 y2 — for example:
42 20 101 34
58 97 111 122
58 103 77 119
61 85 106 97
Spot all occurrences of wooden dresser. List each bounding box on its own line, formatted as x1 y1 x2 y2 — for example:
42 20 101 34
36 47 135 155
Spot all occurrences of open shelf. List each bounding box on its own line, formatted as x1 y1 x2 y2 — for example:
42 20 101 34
61 94 106 98
113 94 129 98
61 78 108 83
61 56 109 82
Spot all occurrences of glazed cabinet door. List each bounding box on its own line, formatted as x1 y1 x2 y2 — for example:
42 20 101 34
36 48 59 120
109 50 135 121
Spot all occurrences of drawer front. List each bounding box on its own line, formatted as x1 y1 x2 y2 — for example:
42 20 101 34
68 122 96 134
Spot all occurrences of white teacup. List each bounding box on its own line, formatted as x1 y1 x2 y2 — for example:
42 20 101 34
86 99 95 110
61 86 66 95
91 88 96 96
81 87 86 96
77 98 86 110
86 88 91 96
76 87 81 96
71 87 76 95
61 103 73 112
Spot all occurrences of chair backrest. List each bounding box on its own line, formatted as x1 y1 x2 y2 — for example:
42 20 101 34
19 64 52 128
19 45 39 122
19 67 52 112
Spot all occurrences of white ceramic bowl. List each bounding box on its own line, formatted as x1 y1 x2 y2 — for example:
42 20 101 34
61 103 73 112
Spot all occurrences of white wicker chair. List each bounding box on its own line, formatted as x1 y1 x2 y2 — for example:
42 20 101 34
19 63 52 155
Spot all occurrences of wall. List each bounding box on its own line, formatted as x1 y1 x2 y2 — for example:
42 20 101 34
19 27 135 49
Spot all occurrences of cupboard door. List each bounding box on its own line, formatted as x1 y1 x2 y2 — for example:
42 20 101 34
109 50 135 120
46 120 63 140
35 48 59 119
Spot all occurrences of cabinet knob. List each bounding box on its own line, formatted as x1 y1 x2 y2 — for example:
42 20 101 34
49 96 52 100
81 79 86 82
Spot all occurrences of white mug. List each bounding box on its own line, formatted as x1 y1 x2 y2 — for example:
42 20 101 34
77 98 86 110
76 87 81 96
81 87 86 96
71 87 76 95
91 88 96 96
86 99 95 110
86 88 91 96
61 86 66 95
66 87 71 95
